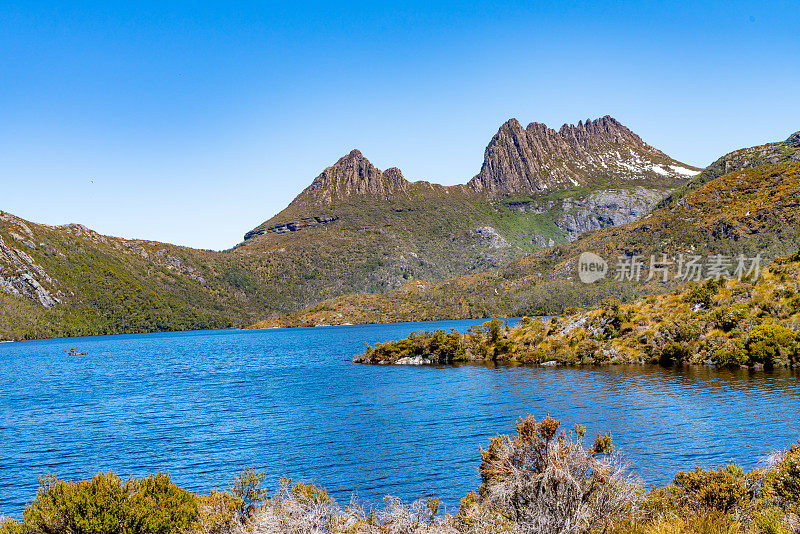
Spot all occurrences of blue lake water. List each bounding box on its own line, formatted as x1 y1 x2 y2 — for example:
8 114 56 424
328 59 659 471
1 319 799 516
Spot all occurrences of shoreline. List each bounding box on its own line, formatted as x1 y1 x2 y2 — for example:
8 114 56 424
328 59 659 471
3 419 799 534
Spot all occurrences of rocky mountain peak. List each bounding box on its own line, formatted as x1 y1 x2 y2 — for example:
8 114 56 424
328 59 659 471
786 130 800 149
299 150 410 205
383 166 405 182
468 116 699 197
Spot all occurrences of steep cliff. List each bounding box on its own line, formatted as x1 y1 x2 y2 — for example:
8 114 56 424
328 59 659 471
468 116 699 197
296 149 410 205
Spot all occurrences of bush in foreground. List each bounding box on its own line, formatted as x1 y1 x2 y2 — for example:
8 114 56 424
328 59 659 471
3 418 800 534
1 472 198 534
478 415 637 533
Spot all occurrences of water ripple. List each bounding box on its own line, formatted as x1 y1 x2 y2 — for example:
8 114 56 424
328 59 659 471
1 320 799 516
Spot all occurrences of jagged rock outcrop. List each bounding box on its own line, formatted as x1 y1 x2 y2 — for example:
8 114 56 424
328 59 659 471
472 226 511 249
244 216 340 240
533 235 556 248
785 130 800 149
298 150 410 205
244 117 698 250
468 116 699 197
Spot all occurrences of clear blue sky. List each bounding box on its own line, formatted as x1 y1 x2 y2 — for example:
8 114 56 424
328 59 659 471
1 1 798 250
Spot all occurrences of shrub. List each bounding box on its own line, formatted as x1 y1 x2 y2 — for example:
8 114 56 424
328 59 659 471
764 442 800 511
478 414 639 533
789 296 800 314
598 299 625 339
0 519 24 534
710 304 749 332
711 344 748 367
456 492 514 533
194 490 240 534
660 341 693 366
575 339 601 363
745 324 799 367
19 471 198 534
230 467 267 523
672 464 753 515
686 279 723 309
662 316 702 343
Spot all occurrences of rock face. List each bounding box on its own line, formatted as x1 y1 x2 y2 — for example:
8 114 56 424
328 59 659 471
244 116 698 250
244 216 340 240
298 150 410 205
554 188 667 241
271 116 699 209
472 226 511 249
786 130 800 149
0 232 61 308
467 116 699 197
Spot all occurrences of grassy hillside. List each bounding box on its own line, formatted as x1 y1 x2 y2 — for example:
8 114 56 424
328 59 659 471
656 129 800 209
1 161 685 341
356 249 800 367
0 186 669 340
0 216 256 340
234 154 684 312
252 159 800 328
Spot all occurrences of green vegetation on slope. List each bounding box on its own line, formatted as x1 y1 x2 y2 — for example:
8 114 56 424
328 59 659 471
0 179 676 340
656 131 800 210
356 249 800 367
0 221 240 340
2 129 792 341
256 160 800 329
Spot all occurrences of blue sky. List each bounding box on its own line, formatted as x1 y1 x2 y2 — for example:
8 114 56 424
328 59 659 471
1 1 798 250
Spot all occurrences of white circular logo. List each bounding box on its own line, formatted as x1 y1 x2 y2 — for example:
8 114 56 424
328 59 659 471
578 252 608 284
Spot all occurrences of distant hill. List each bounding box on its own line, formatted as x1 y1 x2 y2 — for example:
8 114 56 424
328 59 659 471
1 116 700 340
251 130 800 328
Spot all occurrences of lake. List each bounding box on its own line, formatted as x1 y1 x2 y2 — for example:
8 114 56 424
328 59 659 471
1 319 799 516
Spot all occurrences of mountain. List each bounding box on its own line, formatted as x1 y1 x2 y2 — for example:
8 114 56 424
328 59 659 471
289 149 410 206
0 214 234 340
250 130 800 328
1 116 699 340
468 116 698 197
235 116 698 299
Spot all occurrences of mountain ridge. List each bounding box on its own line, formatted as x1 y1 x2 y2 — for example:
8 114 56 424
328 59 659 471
249 129 800 329
0 115 708 340
254 115 697 216
242 115 696 248
467 115 698 197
